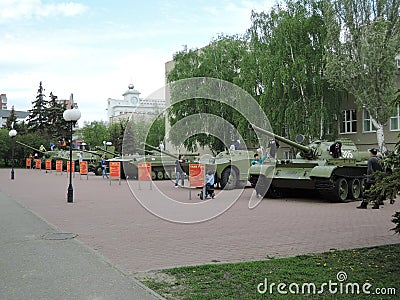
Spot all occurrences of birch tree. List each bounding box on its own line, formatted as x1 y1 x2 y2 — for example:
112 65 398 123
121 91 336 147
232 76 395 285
324 0 400 154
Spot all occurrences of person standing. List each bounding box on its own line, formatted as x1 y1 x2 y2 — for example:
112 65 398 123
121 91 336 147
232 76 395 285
357 148 383 209
159 141 165 151
101 155 108 179
329 141 343 158
175 155 185 187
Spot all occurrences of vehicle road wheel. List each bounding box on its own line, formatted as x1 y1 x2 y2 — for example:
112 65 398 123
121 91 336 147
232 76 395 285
335 177 349 202
94 165 102 176
348 178 361 200
151 171 157 180
157 171 164 180
220 167 238 190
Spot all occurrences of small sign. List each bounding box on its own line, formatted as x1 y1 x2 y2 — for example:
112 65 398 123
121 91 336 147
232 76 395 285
67 161 75 173
35 159 41 169
109 161 121 178
138 162 151 181
56 160 63 172
79 161 88 175
45 159 51 170
189 164 205 187
26 158 31 168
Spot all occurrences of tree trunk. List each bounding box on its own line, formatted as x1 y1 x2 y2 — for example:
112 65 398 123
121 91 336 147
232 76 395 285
320 95 324 139
371 118 388 155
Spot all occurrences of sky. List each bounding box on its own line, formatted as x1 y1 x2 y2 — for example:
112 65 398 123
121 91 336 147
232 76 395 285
0 0 274 125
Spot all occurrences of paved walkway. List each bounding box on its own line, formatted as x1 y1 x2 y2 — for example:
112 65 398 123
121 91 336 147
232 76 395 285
0 169 399 277
0 184 163 299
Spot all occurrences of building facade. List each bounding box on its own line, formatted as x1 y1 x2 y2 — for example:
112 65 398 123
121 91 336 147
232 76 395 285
106 84 165 123
1 94 7 110
0 108 29 128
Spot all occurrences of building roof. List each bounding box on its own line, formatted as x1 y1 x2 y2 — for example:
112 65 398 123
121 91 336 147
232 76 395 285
0 110 29 119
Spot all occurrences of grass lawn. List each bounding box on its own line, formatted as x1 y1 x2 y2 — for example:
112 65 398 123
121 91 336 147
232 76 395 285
140 243 400 299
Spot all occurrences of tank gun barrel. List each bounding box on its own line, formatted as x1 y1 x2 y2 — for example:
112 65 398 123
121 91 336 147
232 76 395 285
16 141 46 154
141 143 179 159
252 124 312 154
94 146 119 157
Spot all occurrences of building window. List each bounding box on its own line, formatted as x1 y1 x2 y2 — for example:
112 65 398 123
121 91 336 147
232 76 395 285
363 109 376 132
390 105 400 131
340 109 357 133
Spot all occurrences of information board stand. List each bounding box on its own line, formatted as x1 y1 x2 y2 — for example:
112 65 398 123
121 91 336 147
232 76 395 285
79 161 88 180
138 162 152 190
45 159 52 173
26 158 31 169
35 159 41 170
109 161 121 185
55 160 63 175
189 163 205 200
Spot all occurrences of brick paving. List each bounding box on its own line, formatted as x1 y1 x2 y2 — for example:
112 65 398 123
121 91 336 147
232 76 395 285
0 168 398 273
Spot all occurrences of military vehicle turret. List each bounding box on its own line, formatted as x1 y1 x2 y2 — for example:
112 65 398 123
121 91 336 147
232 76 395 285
249 125 370 202
139 143 198 180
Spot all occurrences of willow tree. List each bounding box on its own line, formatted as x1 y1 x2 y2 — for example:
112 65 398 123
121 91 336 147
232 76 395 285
324 0 400 154
246 0 342 140
167 36 251 152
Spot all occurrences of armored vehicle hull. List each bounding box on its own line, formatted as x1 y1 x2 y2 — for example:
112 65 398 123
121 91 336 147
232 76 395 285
249 125 369 202
204 150 253 190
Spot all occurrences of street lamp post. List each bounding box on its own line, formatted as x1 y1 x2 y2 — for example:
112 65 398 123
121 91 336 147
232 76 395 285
9 129 17 180
63 107 81 203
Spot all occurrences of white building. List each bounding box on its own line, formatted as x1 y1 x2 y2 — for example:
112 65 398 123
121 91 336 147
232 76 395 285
106 84 165 123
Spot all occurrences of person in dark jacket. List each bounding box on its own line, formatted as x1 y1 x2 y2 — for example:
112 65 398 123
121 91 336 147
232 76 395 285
329 141 342 158
175 155 185 187
357 148 383 209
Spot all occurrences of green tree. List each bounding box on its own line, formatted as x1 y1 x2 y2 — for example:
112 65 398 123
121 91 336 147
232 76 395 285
167 36 253 152
108 119 128 154
81 121 109 149
0 129 11 166
146 116 165 147
246 0 342 140
47 92 69 139
324 0 400 153
5 105 17 130
27 81 49 132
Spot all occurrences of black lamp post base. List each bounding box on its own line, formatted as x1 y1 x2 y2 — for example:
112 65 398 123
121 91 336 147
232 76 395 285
11 170 14 180
67 184 73 203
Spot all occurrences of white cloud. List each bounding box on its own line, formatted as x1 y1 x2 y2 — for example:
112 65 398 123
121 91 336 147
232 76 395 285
0 0 87 23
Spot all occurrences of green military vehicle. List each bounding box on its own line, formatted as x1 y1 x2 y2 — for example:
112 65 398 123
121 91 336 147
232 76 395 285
137 143 198 180
202 149 254 190
249 125 370 202
16 141 110 175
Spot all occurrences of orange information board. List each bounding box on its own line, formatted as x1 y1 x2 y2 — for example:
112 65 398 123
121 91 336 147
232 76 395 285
189 164 205 187
67 161 75 173
79 161 88 175
45 159 51 170
109 161 121 178
138 162 151 181
56 160 63 172
35 159 41 169
26 158 31 168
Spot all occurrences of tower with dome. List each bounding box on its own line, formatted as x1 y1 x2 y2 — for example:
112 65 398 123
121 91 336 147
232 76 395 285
106 84 165 123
